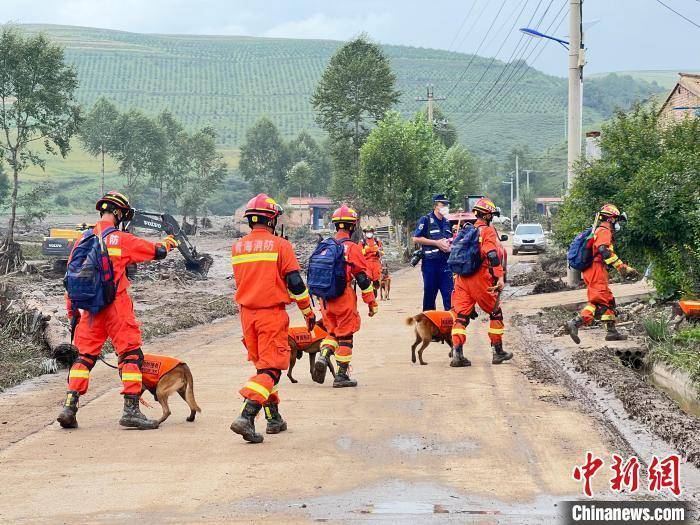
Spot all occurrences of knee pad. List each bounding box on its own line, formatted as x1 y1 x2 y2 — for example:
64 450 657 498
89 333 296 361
75 353 98 370
490 308 503 321
118 348 144 368
257 368 282 384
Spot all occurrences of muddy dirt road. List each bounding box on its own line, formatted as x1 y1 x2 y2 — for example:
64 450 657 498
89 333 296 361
0 263 692 523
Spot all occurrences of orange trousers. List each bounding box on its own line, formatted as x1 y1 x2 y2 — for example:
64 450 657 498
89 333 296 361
67 292 144 396
365 258 382 283
580 261 616 325
239 305 290 405
320 286 361 366
451 269 504 347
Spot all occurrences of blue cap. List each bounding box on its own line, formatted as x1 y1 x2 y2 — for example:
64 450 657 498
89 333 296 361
433 194 450 204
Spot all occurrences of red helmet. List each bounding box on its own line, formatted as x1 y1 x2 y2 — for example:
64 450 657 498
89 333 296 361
599 203 621 219
472 197 497 215
244 194 283 220
331 205 358 224
96 190 134 221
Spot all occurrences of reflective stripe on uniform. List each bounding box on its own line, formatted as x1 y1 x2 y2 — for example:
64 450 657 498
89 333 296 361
271 384 279 394
243 381 270 399
584 305 596 313
300 306 312 315
361 284 374 294
69 369 90 379
107 247 122 257
451 328 467 336
600 314 616 321
604 254 619 265
289 289 310 301
321 338 339 349
231 252 279 265
121 372 142 382
488 327 505 335
335 354 352 363
613 260 624 268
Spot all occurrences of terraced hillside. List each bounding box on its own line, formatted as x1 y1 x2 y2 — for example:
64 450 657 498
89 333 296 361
20 24 664 158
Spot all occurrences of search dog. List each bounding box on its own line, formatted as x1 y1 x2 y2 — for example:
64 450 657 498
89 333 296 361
140 355 201 425
287 320 336 383
405 311 454 365
379 264 391 301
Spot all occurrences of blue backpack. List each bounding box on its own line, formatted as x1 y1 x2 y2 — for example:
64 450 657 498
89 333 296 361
447 224 483 276
307 238 349 300
567 227 595 271
64 227 118 315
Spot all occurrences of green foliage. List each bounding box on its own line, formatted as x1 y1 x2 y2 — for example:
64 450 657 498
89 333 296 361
554 104 700 297
286 130 330 195
239 117 287 196
0 26 81 244
444 144 480 202
414 105 457 148
358 112 450 230
518 187 538 223
16 182 52 229
648 324 700 388
286 161 313 198
584 74 665 115
79 96 119 193
179 127 227 221
0 164 8 206
642 316 670 343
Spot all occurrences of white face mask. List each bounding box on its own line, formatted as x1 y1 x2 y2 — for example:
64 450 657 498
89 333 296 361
438 206 450 216
614 222 621 232
366 233 374 239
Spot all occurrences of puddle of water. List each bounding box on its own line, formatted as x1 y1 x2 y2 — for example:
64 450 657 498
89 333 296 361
372 501 434 514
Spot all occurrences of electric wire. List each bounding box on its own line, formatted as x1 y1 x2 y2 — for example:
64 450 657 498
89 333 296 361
446 1 480 52
654 0 700 29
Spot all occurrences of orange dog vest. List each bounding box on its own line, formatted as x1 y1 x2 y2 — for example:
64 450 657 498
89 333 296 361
288 324 328 350
423 311 455 335
141 354 182 390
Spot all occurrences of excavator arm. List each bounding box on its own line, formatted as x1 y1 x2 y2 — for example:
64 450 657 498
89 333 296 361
126 211 213 276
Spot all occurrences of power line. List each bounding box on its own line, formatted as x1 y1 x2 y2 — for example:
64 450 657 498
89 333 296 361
445 0 509 98
446 1 480 52
654 0 700 29
465 0 562 119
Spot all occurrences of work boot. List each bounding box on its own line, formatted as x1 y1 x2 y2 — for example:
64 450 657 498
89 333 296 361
230 399 264 443
450 345 471 367
57 390 79 429
563 316 583 344
264 403 287 434
605 322 628 341
333 364 358 388
491 343 513 364
312 349 332 384
119 394 159 430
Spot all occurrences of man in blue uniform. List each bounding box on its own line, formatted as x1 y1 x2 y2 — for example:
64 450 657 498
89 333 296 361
412 194 454 311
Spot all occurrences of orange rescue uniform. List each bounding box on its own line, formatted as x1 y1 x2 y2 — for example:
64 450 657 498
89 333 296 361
66 219 162 396
320 230 376 366
232 228 307 405
360 237 384 283
423 310 455 336
580 222 623 325
451 219 505 348
289 324 328 350
141 354 183 392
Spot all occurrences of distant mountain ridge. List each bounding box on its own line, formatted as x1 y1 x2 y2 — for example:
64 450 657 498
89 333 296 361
20 24 665 158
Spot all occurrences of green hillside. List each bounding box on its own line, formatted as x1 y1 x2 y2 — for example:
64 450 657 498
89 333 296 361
19 24 664 159
590 70 686 90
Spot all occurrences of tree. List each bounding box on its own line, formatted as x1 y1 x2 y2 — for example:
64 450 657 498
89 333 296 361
79 97 119 195
0 27 81 272
111 110 167 201
286 161 313 197
444 144 480 204
239 117 287 196
312 35 400 189
518 187 538 222
155 110 190 211
414 105 457 148
358 112 449 250
179 127 227 225
286 130 330 195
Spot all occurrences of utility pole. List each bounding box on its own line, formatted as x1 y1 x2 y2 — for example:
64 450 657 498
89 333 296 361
567 0 584 287
501 172 514 226
524 170 533 191
416 85 446 126
514 155 520 223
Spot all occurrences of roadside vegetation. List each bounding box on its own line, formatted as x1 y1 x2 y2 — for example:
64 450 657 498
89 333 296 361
644 316 700 391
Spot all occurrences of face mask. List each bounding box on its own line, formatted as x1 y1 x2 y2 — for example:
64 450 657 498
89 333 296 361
366 233 374 239
614 222 621 232
438 206 450 216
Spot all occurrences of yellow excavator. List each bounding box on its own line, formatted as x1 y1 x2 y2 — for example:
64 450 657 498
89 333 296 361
41 211 212 275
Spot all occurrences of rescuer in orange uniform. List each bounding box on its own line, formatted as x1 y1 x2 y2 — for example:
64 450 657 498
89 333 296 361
564 204 639 343
450 198 513 367
312 205 378 388
229 194 316 443
57 191 179 430
359 227 384 291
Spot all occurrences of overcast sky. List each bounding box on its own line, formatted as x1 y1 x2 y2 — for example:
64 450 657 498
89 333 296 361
3 0 699 77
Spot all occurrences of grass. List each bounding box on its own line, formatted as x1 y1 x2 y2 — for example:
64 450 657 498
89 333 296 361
645 317 700 390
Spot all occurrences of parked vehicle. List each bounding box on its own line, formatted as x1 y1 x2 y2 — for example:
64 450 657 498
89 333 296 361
512 223 547 255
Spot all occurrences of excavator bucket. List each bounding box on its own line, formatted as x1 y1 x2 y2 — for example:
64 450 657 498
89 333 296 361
185 254 213 276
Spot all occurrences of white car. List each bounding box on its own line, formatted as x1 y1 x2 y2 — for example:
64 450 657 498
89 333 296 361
512 223 547 255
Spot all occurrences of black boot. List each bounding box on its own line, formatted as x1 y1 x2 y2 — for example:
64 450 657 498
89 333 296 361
563 316 583 344
450 345 471 367
264 403 287 434
605 321 627 341
333 363 358 388
312 348 332 384
57 390 79 429
230 399 264 443
491 343 513 364
119 394 159 430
